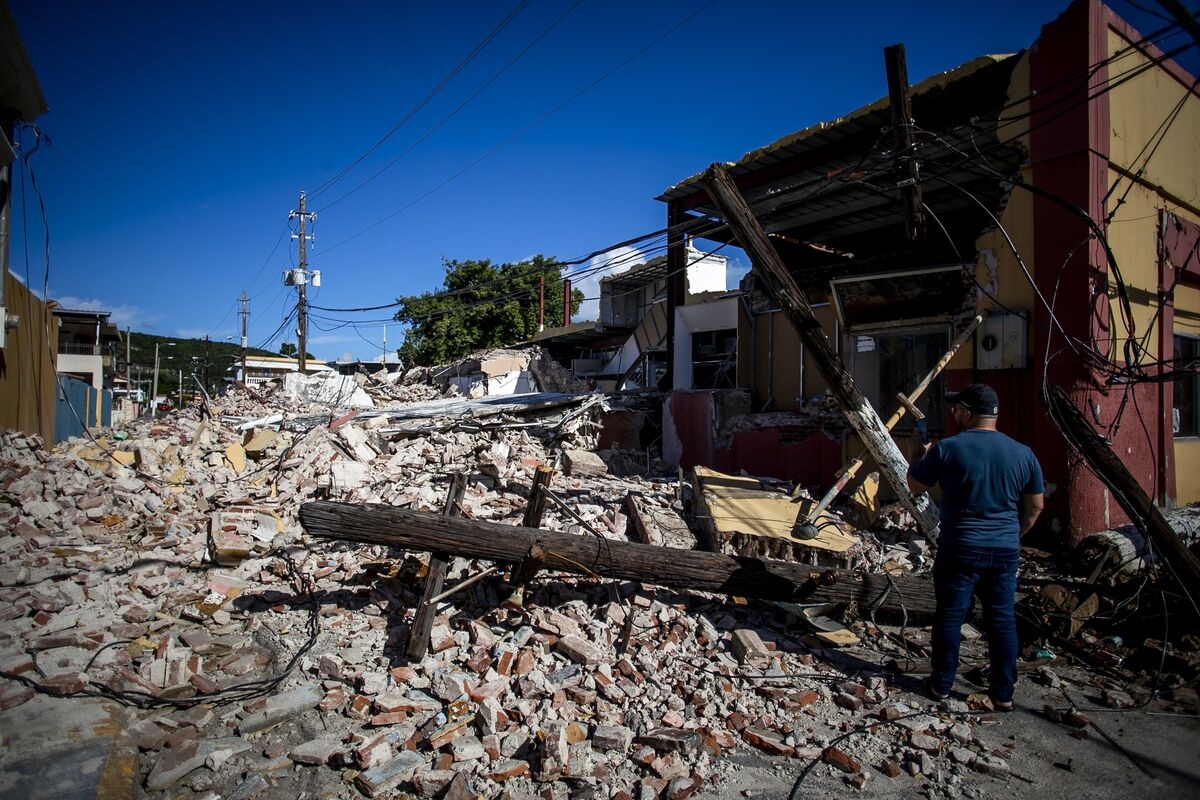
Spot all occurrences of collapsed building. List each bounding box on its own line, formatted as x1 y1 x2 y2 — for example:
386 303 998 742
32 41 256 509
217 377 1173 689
1 338 1198 799
557 0 1200 546
2 1 1200 799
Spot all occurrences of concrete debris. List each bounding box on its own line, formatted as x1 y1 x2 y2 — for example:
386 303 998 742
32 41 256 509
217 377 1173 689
5 344 1186 799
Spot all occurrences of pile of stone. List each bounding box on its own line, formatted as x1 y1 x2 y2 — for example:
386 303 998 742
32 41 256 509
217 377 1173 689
0 378 1024 799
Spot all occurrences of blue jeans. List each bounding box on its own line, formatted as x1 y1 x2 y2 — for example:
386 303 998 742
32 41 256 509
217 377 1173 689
930 544 1019 702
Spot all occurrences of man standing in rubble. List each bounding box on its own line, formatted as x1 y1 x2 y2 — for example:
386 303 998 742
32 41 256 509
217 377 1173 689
906 383 1043 710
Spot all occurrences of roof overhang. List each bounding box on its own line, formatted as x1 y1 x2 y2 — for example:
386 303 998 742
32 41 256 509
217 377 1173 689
531 321 633 350
657 54 1026 274
0 4 48 127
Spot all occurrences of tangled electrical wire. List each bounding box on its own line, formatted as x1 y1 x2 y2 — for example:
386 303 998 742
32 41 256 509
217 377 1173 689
0 549 320 710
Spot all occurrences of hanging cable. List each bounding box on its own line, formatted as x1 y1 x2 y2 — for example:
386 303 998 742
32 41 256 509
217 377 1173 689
308 0 533 201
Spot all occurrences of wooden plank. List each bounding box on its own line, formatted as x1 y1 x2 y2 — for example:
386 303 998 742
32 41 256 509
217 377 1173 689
1045 384 1200 592
699 162 940 538
405 473 467 661
299 500 938 617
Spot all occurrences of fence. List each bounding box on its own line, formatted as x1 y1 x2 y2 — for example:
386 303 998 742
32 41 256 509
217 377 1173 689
54 375 112 444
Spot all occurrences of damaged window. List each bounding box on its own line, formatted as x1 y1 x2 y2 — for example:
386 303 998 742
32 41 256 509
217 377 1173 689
851 328 949 434
1174 335 1200 437
691 328 737 390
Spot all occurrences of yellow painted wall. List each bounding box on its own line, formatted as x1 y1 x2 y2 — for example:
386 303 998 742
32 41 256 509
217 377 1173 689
1107 29 1200 209
746 305 838 412
1105 28 1200 505
1104 28 1200 365
974 51 1036 361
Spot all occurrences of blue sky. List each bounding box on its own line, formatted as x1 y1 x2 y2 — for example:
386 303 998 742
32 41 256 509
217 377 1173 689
7 0 1193 361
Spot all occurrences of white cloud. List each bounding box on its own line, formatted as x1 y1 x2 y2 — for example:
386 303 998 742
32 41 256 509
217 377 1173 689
51 296 161 329
570 245 643 322
309 334 359 346
727 260 752 289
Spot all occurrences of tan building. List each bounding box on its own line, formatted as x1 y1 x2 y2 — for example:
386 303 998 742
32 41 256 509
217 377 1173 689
233 355 333 389
0 3 53 444
658 0 1200 542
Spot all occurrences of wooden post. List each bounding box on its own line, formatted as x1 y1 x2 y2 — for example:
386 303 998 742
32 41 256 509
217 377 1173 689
699 163 939 538
1045 385 1200 592
522 465 554 528
300 501 939 616
510 544 549 586
884 43 924 240
511 466 554 604
405 473 467 661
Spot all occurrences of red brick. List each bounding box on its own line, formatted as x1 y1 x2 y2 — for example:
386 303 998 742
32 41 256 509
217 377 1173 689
741 727 793 757
823 747 862 774
488 758 530 781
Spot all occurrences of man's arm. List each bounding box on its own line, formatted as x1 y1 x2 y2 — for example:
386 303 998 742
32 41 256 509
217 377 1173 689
1018 493 1044 537
907 472 932 494
907 439 935 494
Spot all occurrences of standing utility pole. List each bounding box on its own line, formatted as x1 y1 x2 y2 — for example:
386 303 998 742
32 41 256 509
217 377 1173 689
538 275 545 332
152 340 176 419
124 326 131 396
884 44 924 240
562 279 571 327
238 290 249 383
290 191 316 375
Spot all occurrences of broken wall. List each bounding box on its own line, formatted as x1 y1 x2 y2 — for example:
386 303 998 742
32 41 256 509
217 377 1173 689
662 389 842 486
671 298 738 391
742 304 840 413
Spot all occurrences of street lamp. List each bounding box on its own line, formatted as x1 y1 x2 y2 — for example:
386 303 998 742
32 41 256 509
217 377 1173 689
152 341 176 418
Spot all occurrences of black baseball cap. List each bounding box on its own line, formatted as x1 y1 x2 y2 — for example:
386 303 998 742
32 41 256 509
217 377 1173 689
945 383 999 415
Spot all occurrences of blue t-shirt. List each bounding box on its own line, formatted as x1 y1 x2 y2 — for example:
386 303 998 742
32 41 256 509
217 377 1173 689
909 429 1044 550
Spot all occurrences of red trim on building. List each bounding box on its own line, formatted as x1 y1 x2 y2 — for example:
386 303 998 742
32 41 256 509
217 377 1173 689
1161 212 1200 504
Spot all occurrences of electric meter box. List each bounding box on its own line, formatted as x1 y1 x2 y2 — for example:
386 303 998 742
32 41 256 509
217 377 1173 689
976 312 1027 370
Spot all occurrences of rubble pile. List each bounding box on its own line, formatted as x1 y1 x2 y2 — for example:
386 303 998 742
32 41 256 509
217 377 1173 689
1 356 1196 798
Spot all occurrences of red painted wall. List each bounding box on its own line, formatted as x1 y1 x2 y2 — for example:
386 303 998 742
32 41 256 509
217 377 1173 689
667 392 843 487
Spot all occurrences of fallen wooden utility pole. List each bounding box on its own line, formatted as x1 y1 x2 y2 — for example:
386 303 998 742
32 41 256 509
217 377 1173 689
800 315 982 532
299 501 936 616
700 163 940 538
1045 384 1200 594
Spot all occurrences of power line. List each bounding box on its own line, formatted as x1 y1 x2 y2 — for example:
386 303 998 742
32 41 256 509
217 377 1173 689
314 0 586 214
319 0 719 255
308 0 533 201
307 213 725 314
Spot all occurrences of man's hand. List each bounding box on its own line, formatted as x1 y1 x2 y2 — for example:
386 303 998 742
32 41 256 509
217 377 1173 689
1019 493 1044 537
907 472 932 495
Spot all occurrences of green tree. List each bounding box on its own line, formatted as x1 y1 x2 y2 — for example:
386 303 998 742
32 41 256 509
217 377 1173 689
395 255 582 366
278 342 314 359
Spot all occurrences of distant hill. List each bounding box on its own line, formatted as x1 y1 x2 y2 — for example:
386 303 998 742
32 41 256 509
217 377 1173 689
122 332 279 401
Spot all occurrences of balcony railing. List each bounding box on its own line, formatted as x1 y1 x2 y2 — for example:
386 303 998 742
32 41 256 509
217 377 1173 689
58 342 104 356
